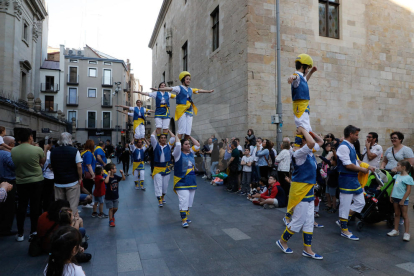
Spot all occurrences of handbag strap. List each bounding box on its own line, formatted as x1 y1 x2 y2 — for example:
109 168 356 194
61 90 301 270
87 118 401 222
392 147 397 161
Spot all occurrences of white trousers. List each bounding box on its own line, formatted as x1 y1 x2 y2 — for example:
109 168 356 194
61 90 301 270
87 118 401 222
177 114 193 135
294 112 312 132
133 169 145 182
289 201 314 233
339 192 365 219
154 118 171 130
176 189 196 211
154 174 170 197
134 124 145 139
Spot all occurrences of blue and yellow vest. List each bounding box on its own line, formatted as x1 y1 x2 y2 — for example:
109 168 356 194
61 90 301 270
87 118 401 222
292 153 316 202
155 91 170 118
174 152 197 190
291 74 310 101
176 86 194 116
152 143 171 176
337 141 362 194
132 148 145 171
133 106 145 121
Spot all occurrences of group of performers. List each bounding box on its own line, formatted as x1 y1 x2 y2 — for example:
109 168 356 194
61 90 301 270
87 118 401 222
276 54 375 260
116 71 213 228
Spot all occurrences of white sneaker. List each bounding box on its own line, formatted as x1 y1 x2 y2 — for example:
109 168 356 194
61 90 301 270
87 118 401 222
83 203 93 209
202 175 207 179
16 234 24 242
403 233 410 241
387 229 399 237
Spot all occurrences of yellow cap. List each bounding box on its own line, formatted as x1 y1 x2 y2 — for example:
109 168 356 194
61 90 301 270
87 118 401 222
179 71 191 82
295 54 313 68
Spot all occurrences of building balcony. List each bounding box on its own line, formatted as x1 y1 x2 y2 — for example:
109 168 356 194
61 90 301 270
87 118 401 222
85 119 98 129
102 77 113 87
67 74 79 85
40 83 59 93
102 98 112 108
101 120 112 129
66 96 79 106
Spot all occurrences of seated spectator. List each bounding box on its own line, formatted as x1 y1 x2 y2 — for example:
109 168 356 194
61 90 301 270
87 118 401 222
251 175 287 208
210 169 227 186
44 226 86 276
247 182 260 202
79 181 92 207
37 199 70 253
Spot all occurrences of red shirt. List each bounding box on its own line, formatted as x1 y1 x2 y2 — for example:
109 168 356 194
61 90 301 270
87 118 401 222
93 175 106 197
37 212 59 251
260 182 280 199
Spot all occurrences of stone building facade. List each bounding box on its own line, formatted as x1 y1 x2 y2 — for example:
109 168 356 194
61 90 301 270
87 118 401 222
149 0 414 148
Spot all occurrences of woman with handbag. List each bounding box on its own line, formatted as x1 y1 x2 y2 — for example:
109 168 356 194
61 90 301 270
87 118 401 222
81 140 96 201
256 138 271 178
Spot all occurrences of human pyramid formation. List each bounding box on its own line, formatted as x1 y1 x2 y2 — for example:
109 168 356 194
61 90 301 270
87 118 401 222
116 71 214 228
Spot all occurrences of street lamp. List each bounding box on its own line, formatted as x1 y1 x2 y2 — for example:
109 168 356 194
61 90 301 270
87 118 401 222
114 81 121 145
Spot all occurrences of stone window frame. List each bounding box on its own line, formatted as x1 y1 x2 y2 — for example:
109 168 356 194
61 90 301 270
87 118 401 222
87 87 97 98
182 41 188 71
67 110 78 127
87 110 97 129
102 111 112 129
211 6 220 52
89 60 98 65
22 19 29 46
319 0 340 39
102 89 112 106
88 67 98 78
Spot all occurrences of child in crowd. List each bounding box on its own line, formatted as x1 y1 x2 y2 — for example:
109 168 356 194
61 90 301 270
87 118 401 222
387 160 414 241
92 167 108 218
0 126 12 151
318 150 339 213
247 182 260 202
211 169 226 186
241 148 254 195
44 226 86 276
104 164 125 227
258 177 268 193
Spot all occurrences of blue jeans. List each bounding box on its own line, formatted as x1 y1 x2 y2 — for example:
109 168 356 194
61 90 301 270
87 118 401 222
211 161 219 176
252 164 260 182
79 227 86 237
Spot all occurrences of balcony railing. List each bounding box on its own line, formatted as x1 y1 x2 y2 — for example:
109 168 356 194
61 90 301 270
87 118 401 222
102 96 112 108
101 119 112 129
67 74 79 85
85 119 98 129
102 76 113 87
41 83 59 93
66 95 79 106
41 103 58 113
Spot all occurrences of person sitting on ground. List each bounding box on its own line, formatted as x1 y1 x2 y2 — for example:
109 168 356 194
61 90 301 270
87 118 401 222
211 169 227 186
247 182 260 202
37 200 70 254
251 174 287 208
44 226 86 276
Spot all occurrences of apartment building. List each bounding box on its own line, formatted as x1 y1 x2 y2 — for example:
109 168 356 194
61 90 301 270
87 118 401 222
63 45 130 145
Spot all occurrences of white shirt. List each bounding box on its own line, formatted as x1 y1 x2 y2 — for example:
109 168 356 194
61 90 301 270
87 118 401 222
237 145 243 152
362 143 383 169
292 71 307 89
128 106 146 116
44 263 85 276
129 144 148 160
337 140 360 167
0 136 4 145
173 142 200 162
291 144 320 166
55 151 82 188
251 145 262 162
275 149 291 172
171 85 199 98
43 150 54 179
151 135 175 163
242 156 254 172
149 92 173 104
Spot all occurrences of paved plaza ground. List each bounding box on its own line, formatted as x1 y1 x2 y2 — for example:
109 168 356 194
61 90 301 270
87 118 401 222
2 163 414 275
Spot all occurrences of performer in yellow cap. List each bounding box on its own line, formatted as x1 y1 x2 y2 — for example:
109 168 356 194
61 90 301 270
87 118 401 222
287 54 317 147
150 71 214 140
276 127 324 260
135 82 176 138
116 100 153 140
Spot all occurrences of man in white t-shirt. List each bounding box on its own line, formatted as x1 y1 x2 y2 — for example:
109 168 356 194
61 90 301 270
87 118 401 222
362 132 383 169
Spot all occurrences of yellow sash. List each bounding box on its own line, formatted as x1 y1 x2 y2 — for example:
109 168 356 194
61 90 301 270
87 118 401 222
292 99 310 119
133 161 144 172
173 167 194 194
152 166 168 178
175 101 198 121
94 146 105 154
287 182 314 213
158 104 169 117
80 150 95 160
358 162 370 188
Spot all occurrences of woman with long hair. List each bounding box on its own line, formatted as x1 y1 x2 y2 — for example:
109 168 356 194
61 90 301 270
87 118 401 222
80 140 96 196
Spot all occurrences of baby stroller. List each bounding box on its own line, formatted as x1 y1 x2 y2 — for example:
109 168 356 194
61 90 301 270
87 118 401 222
355 169 395 231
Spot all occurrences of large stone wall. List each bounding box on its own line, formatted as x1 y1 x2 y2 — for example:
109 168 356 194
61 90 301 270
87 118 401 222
247 0 414 149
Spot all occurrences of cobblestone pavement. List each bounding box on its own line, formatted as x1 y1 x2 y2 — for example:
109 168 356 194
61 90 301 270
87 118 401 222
2 163 414 275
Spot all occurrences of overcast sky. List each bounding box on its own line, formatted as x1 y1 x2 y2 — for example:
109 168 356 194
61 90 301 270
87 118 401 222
46 0 163 90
